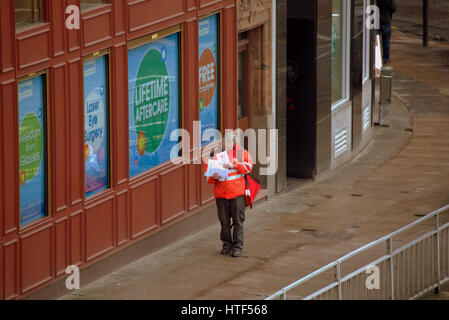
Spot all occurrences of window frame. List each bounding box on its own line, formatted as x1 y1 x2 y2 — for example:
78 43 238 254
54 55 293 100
127 25 183 179
362 0 371 84
82 49 112 199
331 0 351 111
17 69 51 227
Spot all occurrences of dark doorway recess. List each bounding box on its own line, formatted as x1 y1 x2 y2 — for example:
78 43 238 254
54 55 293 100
286 0 317 178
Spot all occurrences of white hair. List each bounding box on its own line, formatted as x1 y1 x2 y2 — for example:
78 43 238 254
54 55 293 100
224 132 237 143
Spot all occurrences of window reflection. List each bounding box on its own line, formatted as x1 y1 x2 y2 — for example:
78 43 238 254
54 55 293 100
14 0 44 31
331 0 345 105
81 0 109 11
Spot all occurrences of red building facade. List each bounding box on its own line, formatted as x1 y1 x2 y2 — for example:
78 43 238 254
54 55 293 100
0 0 237 299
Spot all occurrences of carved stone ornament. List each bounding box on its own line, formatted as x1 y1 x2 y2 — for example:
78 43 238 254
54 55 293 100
239 0 251 12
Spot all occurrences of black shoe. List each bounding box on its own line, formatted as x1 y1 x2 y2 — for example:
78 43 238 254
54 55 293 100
221 248 231 255
231 249 242 257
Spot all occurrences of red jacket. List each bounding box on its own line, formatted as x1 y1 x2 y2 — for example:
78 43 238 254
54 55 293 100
204 144 253 199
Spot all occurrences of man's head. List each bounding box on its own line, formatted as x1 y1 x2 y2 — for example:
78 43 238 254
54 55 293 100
224 131 237 151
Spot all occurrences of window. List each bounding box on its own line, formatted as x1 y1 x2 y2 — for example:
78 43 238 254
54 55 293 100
14 0 44 31
199 14 220 146
363 0 371 83
331 0 349 107
128 30 181 177
83 53 109 197
81 0 109 11
18 73 47 226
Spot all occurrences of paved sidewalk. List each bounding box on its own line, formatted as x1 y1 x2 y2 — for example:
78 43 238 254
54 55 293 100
60 31 449 300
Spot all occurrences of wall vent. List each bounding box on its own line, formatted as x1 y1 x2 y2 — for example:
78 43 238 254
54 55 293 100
334 127 348 158
363 105 371 133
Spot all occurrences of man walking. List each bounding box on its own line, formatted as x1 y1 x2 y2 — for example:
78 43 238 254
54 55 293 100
204 133 253 257
377 0 397 64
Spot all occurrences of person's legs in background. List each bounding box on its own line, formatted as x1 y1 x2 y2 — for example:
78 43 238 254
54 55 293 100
380 24 392 63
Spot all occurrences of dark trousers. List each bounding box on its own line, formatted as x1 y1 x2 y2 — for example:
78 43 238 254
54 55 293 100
216 196 246 251
380 24 392 62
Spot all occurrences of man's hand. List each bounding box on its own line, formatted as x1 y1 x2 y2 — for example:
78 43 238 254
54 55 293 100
212 173 220 180
223 163 235 169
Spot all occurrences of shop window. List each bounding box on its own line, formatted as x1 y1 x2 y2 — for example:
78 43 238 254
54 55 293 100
128 30 181 177
83 53 110 197
81 0 109 11
14 0 44 31
18 73 47 226
331 0 350 107
199 14 220 146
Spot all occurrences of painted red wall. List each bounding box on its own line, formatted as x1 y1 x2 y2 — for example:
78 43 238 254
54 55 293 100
0 0 237 299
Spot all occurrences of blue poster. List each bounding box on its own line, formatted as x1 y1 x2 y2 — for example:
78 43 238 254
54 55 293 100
199 15 219 146
18 74 46 226
84 56 108 197
128 33 180 177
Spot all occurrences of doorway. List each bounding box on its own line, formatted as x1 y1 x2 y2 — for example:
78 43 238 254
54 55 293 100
286 9 317 178
238 33 250 132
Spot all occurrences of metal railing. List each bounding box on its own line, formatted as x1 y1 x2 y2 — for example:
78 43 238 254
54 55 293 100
266 204 449 300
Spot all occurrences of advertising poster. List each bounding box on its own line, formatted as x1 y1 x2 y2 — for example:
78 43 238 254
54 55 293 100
84 56 108 197
199 15 219 146
18 74 46 225
128 33 180 177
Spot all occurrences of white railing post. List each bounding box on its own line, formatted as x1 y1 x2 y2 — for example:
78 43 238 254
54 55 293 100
336 261 342 300
387 238 395 300
435 214 441 293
